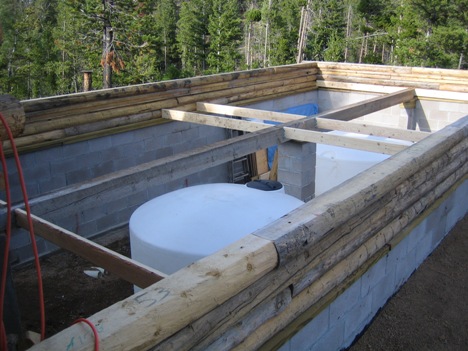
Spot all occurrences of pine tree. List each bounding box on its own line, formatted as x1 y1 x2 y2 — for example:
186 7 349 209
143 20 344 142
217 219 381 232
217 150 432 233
155 0 179 77
306 0 346 61
177 0 212 76
207 0 242 73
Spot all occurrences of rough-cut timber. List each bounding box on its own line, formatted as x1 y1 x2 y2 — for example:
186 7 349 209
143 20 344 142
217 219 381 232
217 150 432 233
0 94 26 139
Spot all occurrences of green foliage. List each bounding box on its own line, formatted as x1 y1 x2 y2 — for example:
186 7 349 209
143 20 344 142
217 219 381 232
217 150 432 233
0 0 466 99
177 0 211 76
207 0 242 73
306 0 346 61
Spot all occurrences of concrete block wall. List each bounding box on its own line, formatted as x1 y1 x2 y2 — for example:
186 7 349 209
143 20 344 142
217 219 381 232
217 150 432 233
278 179 468 351
7 122 229 265
415 100 468 132
3 122 226 203
278 141 316 202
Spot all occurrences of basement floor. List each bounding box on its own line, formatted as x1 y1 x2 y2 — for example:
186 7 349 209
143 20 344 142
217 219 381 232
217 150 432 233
11 215 468 350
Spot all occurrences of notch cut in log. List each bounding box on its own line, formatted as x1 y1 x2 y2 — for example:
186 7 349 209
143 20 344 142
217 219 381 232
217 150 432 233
15 208 166 288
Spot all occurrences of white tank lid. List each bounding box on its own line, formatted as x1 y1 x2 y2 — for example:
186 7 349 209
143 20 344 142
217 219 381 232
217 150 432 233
129 183 303 274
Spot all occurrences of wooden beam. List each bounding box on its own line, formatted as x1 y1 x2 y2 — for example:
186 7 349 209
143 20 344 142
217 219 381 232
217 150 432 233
15 209 166 288
162 109 271 132
315 118 430 142
197 102 305 123
283 127 408 155
313 88 416 121
199 88 415 124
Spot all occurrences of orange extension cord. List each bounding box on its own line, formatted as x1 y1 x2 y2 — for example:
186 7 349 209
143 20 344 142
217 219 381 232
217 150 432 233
0 111 99 350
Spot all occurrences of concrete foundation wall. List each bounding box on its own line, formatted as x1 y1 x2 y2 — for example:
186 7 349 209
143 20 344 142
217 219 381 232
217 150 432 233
278 179 468 351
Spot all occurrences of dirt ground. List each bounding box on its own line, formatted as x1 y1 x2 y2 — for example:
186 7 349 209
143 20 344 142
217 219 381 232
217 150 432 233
10 215 468 350
348 214 468 351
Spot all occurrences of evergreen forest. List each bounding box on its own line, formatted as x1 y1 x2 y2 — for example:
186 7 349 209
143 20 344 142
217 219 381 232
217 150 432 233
1 0 467 99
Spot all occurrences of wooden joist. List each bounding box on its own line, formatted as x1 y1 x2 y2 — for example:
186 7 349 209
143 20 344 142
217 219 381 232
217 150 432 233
15 209 166 288
315 118 429 142
162 109 271 132
283 127 409 155
200 88 416 124
197 102 306 123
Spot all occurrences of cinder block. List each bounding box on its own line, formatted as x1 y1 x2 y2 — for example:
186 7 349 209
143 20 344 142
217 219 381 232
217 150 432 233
92 159 115 178
343 297 373 348
278 170 303 187
89 135 112 151
111 131 135 146
34 146 63 163
290 307 330 350
75 220 98 238
65 167 93 185
39 174 67 193
406 221 427 254
370 268 396 313
445 181 468 232
330 280 361 324
415 231 433 266
395 246 416 289
439 101 461 112
385 238 408 289
62 141 90 157
9 231 31 250
360 255 387 298
50 156 82 174
309 317 345 351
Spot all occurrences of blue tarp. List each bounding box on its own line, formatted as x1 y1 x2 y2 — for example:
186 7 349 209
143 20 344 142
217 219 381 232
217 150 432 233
267 103 319 169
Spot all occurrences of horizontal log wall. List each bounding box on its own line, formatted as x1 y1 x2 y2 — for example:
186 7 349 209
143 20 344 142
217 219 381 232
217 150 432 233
4 64 318 153
29 116 468 351
315 62 468 92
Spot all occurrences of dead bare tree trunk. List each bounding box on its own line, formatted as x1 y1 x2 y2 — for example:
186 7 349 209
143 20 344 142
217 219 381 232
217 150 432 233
102 0 113 89
344 4 352 62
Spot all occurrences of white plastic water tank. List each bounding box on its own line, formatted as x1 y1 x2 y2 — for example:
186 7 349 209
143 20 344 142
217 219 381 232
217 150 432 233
129 183 303 275
315 131 413 196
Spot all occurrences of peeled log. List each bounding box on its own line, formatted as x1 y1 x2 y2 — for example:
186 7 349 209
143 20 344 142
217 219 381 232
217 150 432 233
0 95 26 139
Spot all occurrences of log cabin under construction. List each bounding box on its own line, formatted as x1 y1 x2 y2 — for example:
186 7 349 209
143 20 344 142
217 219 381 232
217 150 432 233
1 62 467 350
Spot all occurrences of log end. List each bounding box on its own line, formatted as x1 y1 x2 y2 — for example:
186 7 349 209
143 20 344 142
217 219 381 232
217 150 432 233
0 94 26 139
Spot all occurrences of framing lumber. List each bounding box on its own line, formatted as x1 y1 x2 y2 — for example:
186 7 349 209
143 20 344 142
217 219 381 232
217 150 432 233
15 209 166 288
197 102 305 123
283 127 408 155
200 88 415 123
312 88 415 121
162 109 271 132
315 118 429 142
